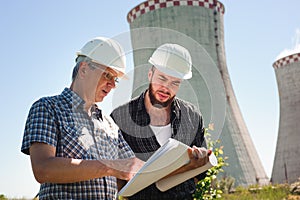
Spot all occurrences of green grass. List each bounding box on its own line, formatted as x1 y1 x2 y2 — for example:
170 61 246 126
219 184 296 200
2 184 300 200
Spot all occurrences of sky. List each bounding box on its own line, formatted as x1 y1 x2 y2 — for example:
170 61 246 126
1 0 299 198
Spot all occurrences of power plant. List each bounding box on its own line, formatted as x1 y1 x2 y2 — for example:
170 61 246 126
272 52 300 184
126 0 268 186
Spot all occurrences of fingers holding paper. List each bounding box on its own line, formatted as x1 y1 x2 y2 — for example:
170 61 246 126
187 146 212 169
161 146 212 179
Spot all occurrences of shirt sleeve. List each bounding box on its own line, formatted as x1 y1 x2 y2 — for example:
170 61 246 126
117 129 135 159
21 98 58 155
191 117 207 148
191 111 208 181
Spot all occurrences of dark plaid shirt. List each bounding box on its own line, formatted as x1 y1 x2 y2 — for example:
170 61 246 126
111 90 207 200
21 88 134 200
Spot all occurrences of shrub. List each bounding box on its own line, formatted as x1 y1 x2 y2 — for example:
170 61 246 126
0 195 7 200
193 125 229 200
290 178 300 195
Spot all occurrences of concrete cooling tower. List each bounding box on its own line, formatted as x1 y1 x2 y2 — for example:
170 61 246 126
271 53 300 184
126 0 268 186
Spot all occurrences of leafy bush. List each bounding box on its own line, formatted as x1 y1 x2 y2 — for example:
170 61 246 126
0 194 7 200
290 178 300 195
193 125 229 200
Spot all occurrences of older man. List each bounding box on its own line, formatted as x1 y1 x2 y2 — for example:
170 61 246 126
21 37 144 199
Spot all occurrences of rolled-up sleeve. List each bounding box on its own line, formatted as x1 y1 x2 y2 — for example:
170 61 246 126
21 98 58 155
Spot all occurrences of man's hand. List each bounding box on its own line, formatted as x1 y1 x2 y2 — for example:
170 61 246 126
104 157 145 180
186 146 212 170
161 146 212 179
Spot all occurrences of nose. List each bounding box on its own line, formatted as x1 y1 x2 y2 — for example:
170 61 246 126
159 81 174 92
107 79 116 88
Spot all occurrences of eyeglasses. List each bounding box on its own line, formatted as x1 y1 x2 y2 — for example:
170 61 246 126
102 71 119 83
88 62 119 83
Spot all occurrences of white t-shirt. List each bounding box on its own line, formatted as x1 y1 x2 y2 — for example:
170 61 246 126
149 123 172 146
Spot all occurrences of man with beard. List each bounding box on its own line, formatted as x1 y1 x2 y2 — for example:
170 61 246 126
111 43 210 200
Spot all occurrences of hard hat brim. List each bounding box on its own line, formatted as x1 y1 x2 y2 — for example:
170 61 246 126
83 56 129 80
108 65 129 80
150 62 192 80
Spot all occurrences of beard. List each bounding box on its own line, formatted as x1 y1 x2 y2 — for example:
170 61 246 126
148 83 175 108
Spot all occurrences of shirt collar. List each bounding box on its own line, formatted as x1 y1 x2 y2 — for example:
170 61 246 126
61 87 85 110
91 104 103 120
171 96 181 120
136 90 148 112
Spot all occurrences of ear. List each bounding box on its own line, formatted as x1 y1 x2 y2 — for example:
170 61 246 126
78 62 88 79
148 68 153 82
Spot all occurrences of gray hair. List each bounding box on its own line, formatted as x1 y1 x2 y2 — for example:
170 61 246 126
71 55 94 81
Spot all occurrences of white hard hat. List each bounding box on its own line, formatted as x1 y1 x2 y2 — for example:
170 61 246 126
148 43 192 79
77 37 126 77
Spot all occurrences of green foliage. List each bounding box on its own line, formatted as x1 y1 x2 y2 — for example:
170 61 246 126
220 184 291 200
0 195 7 200
193 126 229 200
290 178 300 195
218 176 235 194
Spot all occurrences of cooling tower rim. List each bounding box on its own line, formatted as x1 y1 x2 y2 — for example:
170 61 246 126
273 52 300 69
127 0 225 23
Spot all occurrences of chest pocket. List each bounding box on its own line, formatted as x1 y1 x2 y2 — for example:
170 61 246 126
60 123 92 159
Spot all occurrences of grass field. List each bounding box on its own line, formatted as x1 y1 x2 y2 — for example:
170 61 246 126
1 183 300 200
218 184 300 200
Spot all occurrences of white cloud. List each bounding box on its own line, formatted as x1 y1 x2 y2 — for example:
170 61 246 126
276 28 300 61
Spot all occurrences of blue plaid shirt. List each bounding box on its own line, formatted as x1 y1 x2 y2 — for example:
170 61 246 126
21 88 135 200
